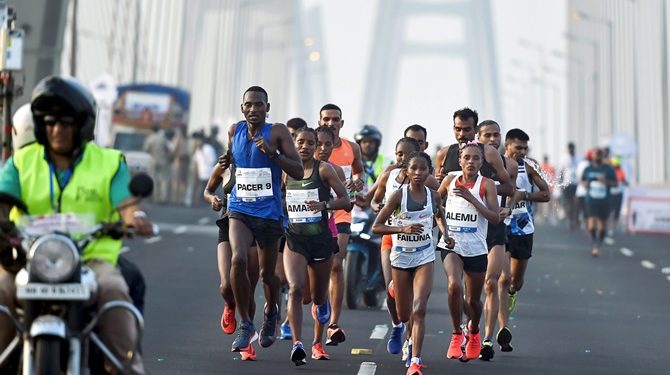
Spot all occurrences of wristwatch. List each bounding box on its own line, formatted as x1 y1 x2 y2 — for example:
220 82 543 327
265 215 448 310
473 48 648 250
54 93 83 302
524 191 530 201
324 201 331 210
270 149 281 160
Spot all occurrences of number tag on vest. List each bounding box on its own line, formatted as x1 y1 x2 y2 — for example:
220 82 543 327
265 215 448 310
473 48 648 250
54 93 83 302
393 212 433 252
589 181 607 199
236 168 273 201
512 200 528 215
445 196 478 233
286 189 321 223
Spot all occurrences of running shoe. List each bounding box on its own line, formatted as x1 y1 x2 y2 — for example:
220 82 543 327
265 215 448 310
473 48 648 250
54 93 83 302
479 339 494 361
290 341 307 366
496 326 513 352
460 322 470 350
401 339 410 363
388 280 396 299
278 321 292 340
465 331 481 360
259 303 279 348
405 341 413 368
325 324 346 346
406 362 426 375
311 342 331 360
508 291 518 315
447 332 464 359
592 246 600 257
231 321 256 352
221 304 236 335
387 323 405 354
311 300 331 325
240 340 257 361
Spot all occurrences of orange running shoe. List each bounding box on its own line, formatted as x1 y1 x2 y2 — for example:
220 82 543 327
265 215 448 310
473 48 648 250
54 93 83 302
221 305 236 335
240 341 256 361
447 332 464 359
406 362 426 375
311 342 331 360
326 324 345 346
465 331 481 360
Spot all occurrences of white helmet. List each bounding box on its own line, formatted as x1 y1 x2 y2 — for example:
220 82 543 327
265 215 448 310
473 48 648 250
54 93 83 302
12 103 35 152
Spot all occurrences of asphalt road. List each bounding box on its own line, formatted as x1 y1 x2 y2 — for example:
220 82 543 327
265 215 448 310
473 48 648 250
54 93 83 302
124 203 670 375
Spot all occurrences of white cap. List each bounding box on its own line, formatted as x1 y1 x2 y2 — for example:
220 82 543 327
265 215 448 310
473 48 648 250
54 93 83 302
12 103 35 152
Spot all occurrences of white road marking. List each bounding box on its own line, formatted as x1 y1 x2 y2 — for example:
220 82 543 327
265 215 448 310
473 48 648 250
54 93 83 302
173 225 188 234
604 237 615 245
198 217 210 225
641 260 656 269
620 247 634 257
119 246 130 254
357 362 377 375
154 222 218 236
369 324 388 340
144 236 162 244
661 267 670 275
666 275 670 282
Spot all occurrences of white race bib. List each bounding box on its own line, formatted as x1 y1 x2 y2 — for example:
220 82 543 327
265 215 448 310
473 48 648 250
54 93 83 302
393 212 433 252
286 189 321 223
236 168 273 202
589 181 607 199
445 195 478 233
512 200 529 215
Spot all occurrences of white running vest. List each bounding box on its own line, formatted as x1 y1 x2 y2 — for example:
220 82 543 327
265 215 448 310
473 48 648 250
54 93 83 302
440 175 488 257
390 186 436 269
507 161 535 236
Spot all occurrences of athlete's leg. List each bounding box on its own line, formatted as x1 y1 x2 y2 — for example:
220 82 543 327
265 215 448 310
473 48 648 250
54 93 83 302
463 270 485 332
229 219 255 322
381 247 400 324
408 262 434 359
329 233 349 326
248 246 259 320
217 241 234 307
284 247 308 344
443 253 465 332
257 239 281 316
483 245 505 340
509 258 529 294
498 251 512 328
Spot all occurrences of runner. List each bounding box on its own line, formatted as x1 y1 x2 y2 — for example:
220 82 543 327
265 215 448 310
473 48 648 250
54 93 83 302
608 156 628 235
559 142 581 230
282 127 350 366
373 151 452 375
580 148 616 257
278 117 308 340
475 120 518 361
222 86 304 352
372 138 441 361
203 163 260 359
404 124 430 153
498 128 550 352
318 103 364 345
437 141 501 361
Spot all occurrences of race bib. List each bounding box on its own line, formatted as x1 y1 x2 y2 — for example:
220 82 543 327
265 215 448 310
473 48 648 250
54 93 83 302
512 200 529 215
445 196 478 233
286 189 321 223
236 168 273 202
589 181 607 199
393 212 433 252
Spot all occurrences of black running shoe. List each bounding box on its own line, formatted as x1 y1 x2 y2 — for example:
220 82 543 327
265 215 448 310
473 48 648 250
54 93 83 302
496 327 513 352
259 304 279 348
290 341 307 366
479 339 494 361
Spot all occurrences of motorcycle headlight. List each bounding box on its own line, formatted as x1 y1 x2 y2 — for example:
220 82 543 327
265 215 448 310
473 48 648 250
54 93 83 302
29 234 79 283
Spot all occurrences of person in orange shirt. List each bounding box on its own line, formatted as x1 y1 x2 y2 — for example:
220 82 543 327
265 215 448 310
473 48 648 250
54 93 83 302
317 103 364 346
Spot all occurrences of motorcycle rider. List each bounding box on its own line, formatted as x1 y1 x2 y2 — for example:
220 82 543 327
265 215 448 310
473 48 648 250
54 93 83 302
0 76 153 374
354 124 389 186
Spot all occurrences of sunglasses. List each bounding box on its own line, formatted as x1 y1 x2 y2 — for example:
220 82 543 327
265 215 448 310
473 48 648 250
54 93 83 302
41 115 76 127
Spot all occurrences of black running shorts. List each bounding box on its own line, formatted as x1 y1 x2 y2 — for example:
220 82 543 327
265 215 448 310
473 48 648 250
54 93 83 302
285 231 338 263
228 211 283 249
440 250 488 273
486 222 507 250
506 234 534 260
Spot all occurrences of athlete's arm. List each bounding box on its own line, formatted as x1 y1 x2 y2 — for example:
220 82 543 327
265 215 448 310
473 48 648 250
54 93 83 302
484 145 514 196
372 190 422 235
219 122 238 168
452 178 500 224
204 164 225 211
270 123 304 180
425 174 440 190
433 191 448 237
371 169 392 212
437 174 456 200
525 163 550 202
434 146 449 183
319 163 351 211
349 140 365 191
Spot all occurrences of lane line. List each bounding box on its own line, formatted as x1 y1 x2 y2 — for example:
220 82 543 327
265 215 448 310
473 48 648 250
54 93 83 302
641 260 656 269
620 247 634 257
173 225 188 234
370 324 388 340
197 217 210 225
144 236 162 244
667 275 670 282
357 362 377 375
604 237 615 245
154 222 218 236
661 267 670 275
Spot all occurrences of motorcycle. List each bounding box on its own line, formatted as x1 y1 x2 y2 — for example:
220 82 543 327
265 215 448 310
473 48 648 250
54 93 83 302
344 206 385 309
0 174 154 374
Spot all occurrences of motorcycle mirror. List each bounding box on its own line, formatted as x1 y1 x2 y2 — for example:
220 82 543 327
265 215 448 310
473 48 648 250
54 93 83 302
129 173 154 198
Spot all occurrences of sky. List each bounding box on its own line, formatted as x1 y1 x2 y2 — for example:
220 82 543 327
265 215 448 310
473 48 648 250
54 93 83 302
302 0 567 160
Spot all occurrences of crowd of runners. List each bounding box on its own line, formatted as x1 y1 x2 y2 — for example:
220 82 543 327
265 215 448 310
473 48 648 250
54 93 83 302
205 86 626 375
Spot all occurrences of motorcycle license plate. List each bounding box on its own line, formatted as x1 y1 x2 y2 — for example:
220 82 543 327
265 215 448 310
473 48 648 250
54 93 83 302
17 283 89 301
